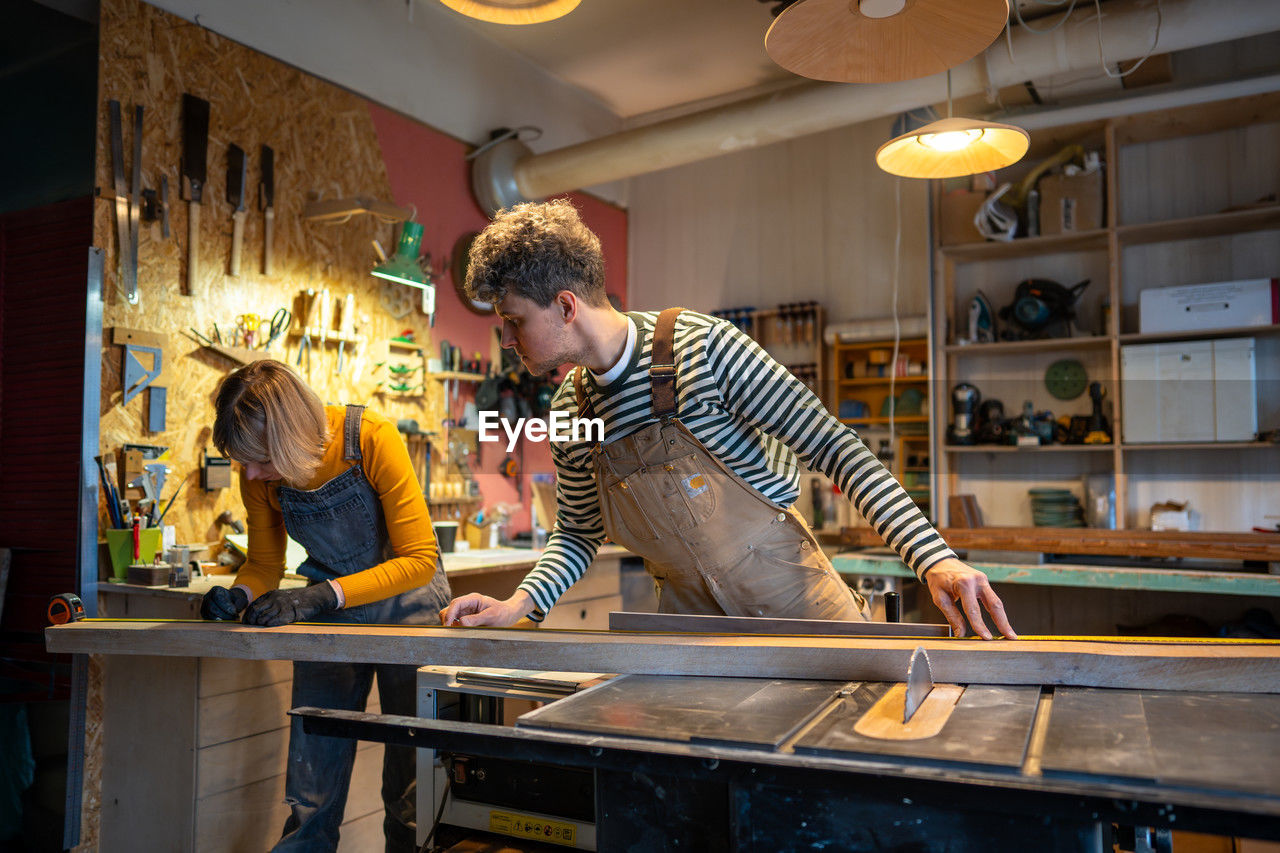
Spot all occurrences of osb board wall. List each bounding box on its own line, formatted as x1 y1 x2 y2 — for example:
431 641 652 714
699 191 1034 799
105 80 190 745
86 3 445 847
96 0 443 550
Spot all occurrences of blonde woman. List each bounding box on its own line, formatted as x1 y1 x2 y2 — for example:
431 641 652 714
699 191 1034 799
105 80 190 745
203 359 449 853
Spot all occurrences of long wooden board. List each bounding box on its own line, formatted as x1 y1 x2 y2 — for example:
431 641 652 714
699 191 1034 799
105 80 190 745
45 622 1280 693
839 526 1280 561
607 611 950 637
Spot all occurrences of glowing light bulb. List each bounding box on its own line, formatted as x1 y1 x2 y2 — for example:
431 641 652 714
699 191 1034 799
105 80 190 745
917 128 984 151
859 0 907 18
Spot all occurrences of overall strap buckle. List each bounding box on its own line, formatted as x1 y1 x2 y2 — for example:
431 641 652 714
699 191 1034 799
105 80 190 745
573 366 595 421
650 307 684 418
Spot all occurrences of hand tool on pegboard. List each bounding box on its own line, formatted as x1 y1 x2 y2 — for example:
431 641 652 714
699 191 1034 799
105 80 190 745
180 93 210 295
129 104 142 292
260 144 275 275
226 143 248 276
159 174 170 238
114 327 167 431
108 100 138 305
336 292 354 375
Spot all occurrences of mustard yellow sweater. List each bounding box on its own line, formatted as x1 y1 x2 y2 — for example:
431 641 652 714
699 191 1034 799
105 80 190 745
236 406 438 607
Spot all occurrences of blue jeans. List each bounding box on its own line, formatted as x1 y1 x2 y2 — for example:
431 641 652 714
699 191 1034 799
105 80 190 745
273 661 420 853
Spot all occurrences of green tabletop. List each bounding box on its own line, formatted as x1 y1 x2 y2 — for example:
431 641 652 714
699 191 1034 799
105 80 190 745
832 550 1280 598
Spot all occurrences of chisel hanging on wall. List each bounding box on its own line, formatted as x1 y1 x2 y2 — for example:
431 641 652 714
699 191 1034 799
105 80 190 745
108 100 138 305
180 93 210 295
260 145 275 276
129 104 143 303
226 143 247 276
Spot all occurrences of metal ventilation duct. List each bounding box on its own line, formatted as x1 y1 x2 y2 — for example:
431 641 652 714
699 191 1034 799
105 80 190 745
472 0 1280 213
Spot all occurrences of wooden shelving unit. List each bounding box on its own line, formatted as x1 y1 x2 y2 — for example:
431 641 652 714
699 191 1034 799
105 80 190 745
943 336 1109 355
429 371 486 383
838 376 930 388
828 336 933 510
828 338 930 414
838 415 929 426
1114 204 1280 246
376 341 487 397
717 303 826 394
948 444 1114 454
930 92 1280 531
942 228 1109 261
1118 323 1280 345
1122 442 1278 452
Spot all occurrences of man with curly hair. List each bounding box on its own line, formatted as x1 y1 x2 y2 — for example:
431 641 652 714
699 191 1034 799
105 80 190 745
443 199 1015 640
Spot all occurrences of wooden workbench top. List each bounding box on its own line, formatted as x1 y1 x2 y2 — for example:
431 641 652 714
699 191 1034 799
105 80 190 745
98 545 633 597
438 543 630 577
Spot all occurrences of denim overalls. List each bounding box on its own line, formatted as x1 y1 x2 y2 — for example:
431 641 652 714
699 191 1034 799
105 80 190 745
273 405 451 853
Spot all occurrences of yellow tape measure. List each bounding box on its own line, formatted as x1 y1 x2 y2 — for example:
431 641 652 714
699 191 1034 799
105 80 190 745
1017 634 1280 645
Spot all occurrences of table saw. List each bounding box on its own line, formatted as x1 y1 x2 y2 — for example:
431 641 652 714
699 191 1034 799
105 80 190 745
297 665 1280 852
46 615 1280 851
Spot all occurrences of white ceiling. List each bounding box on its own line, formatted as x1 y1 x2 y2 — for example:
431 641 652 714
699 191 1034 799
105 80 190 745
435 0 1127 121
442 0 795 119
134 0 1280 210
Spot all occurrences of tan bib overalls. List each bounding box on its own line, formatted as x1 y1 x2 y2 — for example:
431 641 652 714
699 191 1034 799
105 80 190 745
576 308 869 621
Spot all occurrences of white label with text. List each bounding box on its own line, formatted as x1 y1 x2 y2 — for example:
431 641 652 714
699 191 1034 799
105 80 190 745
478 411 605 451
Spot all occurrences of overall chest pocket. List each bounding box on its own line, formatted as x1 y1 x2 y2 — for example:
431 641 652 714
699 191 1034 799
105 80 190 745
282 493 380 569
601 473 661 544
653 453 718 531
601 452 719 546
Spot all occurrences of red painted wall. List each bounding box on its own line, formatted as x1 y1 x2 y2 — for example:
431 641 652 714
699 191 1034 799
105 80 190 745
1 196 94 681
369 105 628 538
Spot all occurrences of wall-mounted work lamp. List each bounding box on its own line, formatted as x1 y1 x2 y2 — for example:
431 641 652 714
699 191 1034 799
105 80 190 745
372 220 436 317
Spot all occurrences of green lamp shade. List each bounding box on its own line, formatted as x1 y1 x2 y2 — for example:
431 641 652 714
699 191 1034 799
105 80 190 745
372 221 428 289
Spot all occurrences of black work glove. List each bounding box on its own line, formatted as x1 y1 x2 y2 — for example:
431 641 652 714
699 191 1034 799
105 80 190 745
241 582 339 627
200 586 249 621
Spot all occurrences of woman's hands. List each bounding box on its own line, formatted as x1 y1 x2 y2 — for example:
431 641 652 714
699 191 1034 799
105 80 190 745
200 582 340 627
200 586 249 621
242 582 339 627
922 558 1017 640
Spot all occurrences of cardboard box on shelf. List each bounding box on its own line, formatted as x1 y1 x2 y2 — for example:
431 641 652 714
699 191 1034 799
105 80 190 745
1039 170 1104 234
1150 500 1195 531
938 190 987 245
1139 277 1279 334
1120 338 1257 443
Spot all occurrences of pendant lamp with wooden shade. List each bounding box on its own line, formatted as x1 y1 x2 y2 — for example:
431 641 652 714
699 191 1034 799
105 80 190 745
765 0 1011 83
875 71 1029 178
439 0 580 25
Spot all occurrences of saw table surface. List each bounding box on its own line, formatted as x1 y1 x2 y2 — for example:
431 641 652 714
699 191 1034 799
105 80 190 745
514 674 1280 802
298 672 1280 849
514 676 1280 799
1042 687 1280 796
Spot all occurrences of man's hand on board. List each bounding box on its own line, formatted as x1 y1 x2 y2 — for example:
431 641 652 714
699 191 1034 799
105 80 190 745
440 591 535 628
922 558 1017 640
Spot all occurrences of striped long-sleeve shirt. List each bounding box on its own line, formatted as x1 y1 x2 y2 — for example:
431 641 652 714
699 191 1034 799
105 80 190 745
516 310 956 619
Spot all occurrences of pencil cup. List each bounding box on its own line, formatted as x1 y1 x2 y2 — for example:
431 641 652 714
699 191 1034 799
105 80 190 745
105 528 163 581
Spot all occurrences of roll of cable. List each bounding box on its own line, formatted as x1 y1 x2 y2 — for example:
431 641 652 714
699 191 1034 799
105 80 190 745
975 183 1018 242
